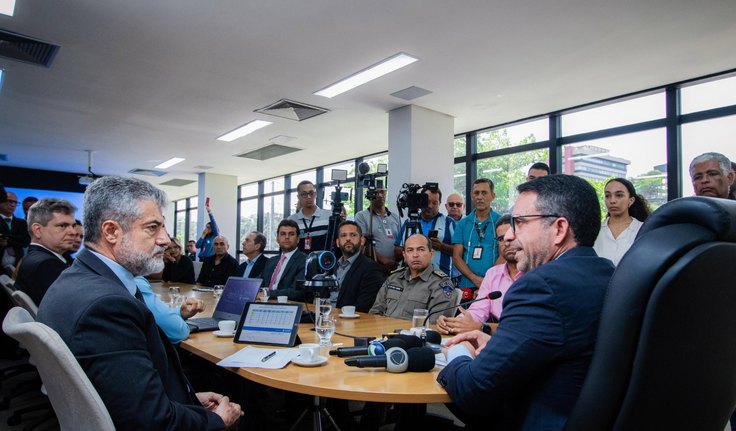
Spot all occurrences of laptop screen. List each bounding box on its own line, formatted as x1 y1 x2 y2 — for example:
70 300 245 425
212 277 262 320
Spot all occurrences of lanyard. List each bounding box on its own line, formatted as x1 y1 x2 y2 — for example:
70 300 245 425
301 216 315 237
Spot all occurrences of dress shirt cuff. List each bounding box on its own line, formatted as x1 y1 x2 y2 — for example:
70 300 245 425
447 344 473 363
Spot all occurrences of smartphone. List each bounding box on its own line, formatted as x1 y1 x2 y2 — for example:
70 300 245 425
428 230 438 239
205 197 210 206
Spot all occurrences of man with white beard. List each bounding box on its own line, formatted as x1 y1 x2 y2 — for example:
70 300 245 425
38 176 242 431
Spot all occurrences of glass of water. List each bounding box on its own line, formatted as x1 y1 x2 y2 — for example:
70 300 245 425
258 287 270 303
213 285 224 302
315 314 336 347
168 286 181 307
315 297 332 317
412 308 429 335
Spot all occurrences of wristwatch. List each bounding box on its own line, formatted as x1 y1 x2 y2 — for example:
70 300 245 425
480 322 493 335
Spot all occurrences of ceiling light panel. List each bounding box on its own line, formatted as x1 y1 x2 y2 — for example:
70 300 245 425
154 157 185 169
314 52 418 98
217 120 272 142
0 0 15 16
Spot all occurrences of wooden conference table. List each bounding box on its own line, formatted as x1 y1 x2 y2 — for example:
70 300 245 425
151 281 451 404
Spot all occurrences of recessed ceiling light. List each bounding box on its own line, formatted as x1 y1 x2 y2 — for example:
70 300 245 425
217 120 273 142
154 157 186 169
0 0 15 16
314 52 418 98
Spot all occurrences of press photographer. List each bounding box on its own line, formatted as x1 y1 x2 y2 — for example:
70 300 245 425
354 163 401 274
393 183 455 277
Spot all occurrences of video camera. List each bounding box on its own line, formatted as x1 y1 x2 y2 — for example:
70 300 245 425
358 162 388 201
396 182 439 220
302 250 338 300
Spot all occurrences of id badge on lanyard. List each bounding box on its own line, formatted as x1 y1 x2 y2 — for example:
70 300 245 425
302 216 315 251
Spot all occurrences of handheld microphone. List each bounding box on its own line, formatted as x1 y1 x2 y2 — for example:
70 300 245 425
344 347 436 373
423 291 502 326
329 338 406 357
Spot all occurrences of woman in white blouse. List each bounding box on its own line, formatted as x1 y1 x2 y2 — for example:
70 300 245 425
593 178 651 266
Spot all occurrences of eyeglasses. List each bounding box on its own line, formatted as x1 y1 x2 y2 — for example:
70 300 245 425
298 191 316 198
510 214 561 232
446 202 463 208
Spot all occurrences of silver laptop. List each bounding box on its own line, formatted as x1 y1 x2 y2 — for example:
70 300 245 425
186 277 262 332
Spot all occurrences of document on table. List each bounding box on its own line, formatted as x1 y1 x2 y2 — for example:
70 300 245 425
217 346 300 369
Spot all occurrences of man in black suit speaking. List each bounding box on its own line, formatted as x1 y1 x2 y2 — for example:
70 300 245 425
261 219 307 300
37 176 242 430
15 198 77 305
333 221 384 312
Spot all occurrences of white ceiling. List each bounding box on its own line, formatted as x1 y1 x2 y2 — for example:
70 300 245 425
1 0 735 200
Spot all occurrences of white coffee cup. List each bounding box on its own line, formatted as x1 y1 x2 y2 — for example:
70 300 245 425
299 343 320 362
218 320 236 334
277 295 288 303
341 305 356 316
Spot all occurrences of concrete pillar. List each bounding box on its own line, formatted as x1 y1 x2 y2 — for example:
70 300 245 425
197 172 238 252
388 105 455 207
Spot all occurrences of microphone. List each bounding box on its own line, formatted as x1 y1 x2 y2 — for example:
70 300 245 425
344 347 436 373
423 291 502 327
329 338 406 357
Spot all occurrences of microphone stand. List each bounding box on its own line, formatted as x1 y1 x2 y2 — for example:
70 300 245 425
422 291 502 327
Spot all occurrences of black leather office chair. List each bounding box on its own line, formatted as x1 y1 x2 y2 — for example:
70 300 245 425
565 196 736 431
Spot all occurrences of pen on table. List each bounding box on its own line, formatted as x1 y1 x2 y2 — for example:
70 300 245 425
261 351 277 362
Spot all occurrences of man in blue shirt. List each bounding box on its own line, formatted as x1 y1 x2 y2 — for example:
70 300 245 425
394 187 455 275
452 178 502 300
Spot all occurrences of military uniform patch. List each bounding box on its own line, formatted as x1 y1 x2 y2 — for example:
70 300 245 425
440 280 454 297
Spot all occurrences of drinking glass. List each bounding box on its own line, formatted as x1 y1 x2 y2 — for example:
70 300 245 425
315 315 336 347
258 287 270 303
213 285 224 302
168 286 181 307
315 297 332 317
412 308 429 334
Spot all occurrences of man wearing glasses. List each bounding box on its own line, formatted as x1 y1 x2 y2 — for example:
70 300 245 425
438 175 615 431
288 180 332 252
0 191 31 276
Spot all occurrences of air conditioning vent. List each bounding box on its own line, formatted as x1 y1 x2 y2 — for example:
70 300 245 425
236 144 301 161
129 168 167 177
255 99 329 122
0 29 60 67
160 179 196 187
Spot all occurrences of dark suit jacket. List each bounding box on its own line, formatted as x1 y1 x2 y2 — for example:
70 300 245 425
37 248 224 431
162 255 195 284
260 250 307 301
236 253 268 279
196 254 238 286
335 254 385 312
15 245 70 306
437 247 615 431
0 216 30 266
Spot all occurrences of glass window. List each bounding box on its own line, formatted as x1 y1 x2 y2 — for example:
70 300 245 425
476 118 548 153
561 92 665 136
325 161 355 179
453 163 466 196
561 129 667 213
263 177 285 193
290 170 317 189
239 183 258 198
188 197 198 208
288 191 298 216
239 199 258 243
476 148 550 214
680 115 736 197
681 75 736 114
263 194 285 251
175 212 185 246
454 136 466 158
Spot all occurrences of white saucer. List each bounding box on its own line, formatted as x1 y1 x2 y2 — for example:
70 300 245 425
339 313 359 319
213 330 235 338
292 355 328 367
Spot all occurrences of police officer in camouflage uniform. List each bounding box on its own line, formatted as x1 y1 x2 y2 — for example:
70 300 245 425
370 233 457 324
